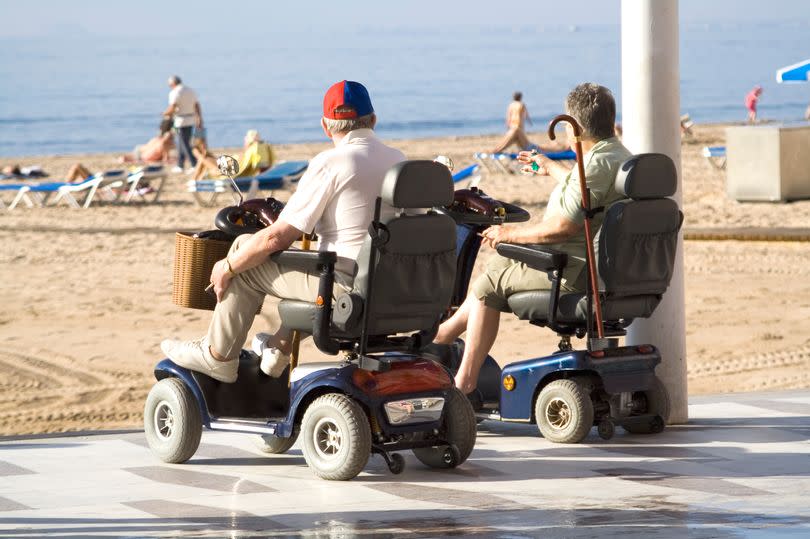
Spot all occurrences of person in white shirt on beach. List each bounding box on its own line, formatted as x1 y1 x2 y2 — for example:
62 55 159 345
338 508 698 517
161 80 405 383
163 75 203 173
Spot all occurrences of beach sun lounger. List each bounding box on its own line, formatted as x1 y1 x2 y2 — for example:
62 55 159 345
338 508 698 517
187 160 308 207
52 169 130 208
452 163 481 186
124 164 167 203
702 146 727 170
1 182 67 210
474 149 577 175
2 166 165 210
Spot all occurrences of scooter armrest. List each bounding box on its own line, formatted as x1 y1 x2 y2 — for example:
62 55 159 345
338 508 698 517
271 249 340 355
270 249 337 272
496 243 568 273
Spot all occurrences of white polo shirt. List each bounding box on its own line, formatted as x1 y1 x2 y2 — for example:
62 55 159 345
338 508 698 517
168 84 199 128
278 129 405 276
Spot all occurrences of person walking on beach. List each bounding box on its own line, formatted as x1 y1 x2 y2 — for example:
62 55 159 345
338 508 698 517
160 80 406 383
164 75 203 173
490 91 533 153
745 85 762 124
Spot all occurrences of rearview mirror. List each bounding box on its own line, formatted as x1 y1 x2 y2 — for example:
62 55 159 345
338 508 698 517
217 155 240 178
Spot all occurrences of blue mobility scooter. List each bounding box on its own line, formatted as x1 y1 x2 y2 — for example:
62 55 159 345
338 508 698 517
433 116 683 443
144 159 476 480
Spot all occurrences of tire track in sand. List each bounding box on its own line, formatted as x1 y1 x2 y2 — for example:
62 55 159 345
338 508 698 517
0 350 145 435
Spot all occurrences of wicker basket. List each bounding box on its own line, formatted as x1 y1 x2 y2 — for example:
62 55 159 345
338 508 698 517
172 231 232 311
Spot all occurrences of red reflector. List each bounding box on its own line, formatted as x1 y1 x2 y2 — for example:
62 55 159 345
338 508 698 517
636 345 654 354
352 360 453 396
590 350 606 358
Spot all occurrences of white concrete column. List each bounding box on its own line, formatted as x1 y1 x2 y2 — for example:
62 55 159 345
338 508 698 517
621 0 687 423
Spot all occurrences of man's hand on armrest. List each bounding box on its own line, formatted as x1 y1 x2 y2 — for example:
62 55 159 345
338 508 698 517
209 220 302 301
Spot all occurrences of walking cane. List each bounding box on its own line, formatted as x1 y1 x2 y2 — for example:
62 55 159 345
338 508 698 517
547 115 605 340
287 233 312 387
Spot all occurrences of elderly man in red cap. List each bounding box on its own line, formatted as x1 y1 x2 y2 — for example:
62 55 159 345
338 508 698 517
161 80 406 383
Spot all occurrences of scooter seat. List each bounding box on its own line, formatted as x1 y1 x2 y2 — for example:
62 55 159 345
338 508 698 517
278 300 317 332
278 299 358 338
507 291 588 323
507 291 661 324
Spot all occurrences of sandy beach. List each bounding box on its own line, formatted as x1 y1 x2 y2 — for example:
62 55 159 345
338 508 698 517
1 123 809 436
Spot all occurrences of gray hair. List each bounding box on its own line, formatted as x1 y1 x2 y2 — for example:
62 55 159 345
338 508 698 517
169 75 182 85
565 83 616 141
323 113 375 135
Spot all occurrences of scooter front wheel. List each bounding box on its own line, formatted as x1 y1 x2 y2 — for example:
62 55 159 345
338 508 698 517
144 378 202 463
300 393 371 480
413 387 476 468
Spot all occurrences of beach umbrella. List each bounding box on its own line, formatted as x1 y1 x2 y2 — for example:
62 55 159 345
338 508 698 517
776 58 810 83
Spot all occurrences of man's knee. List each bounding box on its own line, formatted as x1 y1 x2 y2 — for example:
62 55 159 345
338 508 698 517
228 233 254 254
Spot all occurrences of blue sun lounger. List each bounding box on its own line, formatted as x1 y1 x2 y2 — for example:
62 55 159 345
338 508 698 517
702 146 727 170
452 163 481 184
1 166 167 210
474 149 576 174
187 160 309 207
0 182 68 209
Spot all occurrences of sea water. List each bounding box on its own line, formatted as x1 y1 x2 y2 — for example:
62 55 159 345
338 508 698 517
0 21 808 157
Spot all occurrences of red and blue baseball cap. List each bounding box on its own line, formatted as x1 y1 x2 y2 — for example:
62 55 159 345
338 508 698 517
323 80 374 120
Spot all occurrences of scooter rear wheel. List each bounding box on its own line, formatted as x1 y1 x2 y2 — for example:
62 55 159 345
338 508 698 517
254 432 298 454
534 379 594 443
144 378 202 463
300 393 371 480
623 376 670 434
413 387 477 468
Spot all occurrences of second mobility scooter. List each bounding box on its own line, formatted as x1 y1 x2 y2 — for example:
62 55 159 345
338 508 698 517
144 158 476 480
433 115 684 443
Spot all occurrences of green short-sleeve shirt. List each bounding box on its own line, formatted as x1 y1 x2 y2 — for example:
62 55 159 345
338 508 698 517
545 137 632 287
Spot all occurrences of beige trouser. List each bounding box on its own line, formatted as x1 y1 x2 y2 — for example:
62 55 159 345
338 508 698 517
470 254 583 312
207 234 350 359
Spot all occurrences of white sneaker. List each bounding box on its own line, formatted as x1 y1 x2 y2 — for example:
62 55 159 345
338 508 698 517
252 333 291 378
161 337 238 383
171 166 184 174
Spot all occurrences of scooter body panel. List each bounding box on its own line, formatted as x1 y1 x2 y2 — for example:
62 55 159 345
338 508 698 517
498 347 661 422
153 352 454 440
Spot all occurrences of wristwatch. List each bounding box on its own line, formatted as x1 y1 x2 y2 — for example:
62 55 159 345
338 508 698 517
223 258 236 276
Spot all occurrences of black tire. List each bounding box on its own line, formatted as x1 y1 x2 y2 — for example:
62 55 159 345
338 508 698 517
300 394 371 480
144 378 202 463
623 376 671 434
254 432 298 454
413 387 477 468
388 453 405 474
534 379 594 443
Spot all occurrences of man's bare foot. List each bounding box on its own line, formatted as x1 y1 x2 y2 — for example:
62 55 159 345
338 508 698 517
454 373 477 395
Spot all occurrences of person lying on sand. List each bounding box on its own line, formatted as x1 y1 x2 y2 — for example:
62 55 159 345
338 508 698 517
119 117 176 164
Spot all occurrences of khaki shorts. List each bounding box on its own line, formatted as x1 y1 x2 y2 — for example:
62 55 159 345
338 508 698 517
470 254 582 312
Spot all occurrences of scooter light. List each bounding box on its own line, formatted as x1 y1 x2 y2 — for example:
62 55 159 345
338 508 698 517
503 374 516 391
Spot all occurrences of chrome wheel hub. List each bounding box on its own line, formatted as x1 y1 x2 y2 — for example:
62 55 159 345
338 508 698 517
314 417 343 458
155 400 175 440
546 398 572 429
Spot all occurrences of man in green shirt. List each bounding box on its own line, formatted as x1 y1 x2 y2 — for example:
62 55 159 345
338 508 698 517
433 83 632 394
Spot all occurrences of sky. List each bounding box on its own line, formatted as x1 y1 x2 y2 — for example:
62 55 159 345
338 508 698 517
1 0 809 38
